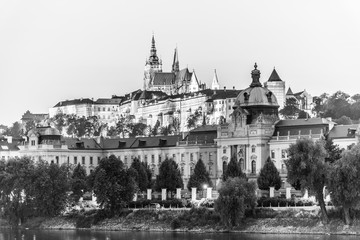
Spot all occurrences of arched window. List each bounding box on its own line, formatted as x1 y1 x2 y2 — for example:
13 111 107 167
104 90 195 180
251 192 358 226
251 145 256 153
239 158 245 170
223 161 227 173
251 160 256 174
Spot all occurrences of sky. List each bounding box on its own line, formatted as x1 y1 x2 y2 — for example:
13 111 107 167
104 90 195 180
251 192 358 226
0 0 360 126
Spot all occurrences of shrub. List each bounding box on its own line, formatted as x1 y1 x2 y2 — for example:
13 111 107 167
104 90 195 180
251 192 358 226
76 215 93 228
171 217 181 229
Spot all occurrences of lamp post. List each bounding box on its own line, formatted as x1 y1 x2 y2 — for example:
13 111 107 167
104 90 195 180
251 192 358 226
203 184 208 199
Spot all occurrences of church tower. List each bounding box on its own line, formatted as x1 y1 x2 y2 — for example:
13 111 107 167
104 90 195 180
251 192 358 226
172 47 179 73
211 69 220 90
144 35 162 90
264 67 285 110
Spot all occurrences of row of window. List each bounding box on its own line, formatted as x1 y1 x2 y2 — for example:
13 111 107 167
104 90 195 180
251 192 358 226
271 149 288 159
69 156 101 165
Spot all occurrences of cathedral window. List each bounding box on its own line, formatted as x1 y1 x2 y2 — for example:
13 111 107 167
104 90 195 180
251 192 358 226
251 160 256 174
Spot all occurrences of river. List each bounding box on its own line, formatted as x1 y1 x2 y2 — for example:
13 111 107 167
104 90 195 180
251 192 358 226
0 229 358 240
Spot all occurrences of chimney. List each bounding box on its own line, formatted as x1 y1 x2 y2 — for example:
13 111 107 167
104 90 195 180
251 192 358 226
233 86 235 90
224 86 226 91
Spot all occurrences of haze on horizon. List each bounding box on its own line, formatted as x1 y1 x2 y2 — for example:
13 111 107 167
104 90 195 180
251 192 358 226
0 0 359 126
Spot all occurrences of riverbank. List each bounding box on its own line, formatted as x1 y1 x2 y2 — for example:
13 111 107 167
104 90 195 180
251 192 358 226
5 207 360 235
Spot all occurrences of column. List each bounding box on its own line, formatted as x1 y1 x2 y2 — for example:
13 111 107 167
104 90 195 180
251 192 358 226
147 189 152 200
269 187 275 198
191 187 197 201
286 187 291 199
161 188 167 201
176 188 181 199
206 187 212 199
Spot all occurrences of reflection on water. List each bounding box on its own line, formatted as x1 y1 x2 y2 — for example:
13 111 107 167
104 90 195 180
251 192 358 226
0 229 358 240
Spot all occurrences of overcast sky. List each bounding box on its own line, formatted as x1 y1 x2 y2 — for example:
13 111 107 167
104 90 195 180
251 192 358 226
0 0 359 126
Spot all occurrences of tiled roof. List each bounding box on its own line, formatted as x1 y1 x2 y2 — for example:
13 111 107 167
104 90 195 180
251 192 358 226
275 118 330 127
64 137 102 150
130 135 180 148
102 138 137 149
286 87 293 95
268 69 282 82
211 90 240 100
95 98 122 105
152 72 175 85
328 124 358 139
54 98 94 107
175 68 192 83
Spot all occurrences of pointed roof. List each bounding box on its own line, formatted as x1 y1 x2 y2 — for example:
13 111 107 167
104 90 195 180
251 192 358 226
268 68 282 82
286 87 294 95
172 47 179 72
148 34 159 64
211 69 220 90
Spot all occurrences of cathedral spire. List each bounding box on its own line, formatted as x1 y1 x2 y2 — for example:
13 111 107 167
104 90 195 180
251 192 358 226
149 34 159 64
211 69 220 90
172 47 179 73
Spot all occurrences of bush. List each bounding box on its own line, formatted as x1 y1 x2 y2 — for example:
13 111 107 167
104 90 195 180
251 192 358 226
257 197 314 207
171 217 181 229
76 215 93 228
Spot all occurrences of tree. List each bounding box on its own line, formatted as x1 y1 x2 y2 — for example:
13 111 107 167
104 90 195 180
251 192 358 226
186 109 202 130
334 115 352 125
4 122 23 138
187 159 212 191
127 122 147 137
150 120 161 136
30 161 70 217
70 163 88 202
160 125 173 136
285 138 329 222
222 157 247 181
214 177 257 228
297 110 308 119
130 158 149 192
328 144 360 225
324 91 350 119
323 137 342 164
0 157 34 225
89 155 136 214
155 158 183 197
257 157 281 190
279 98 300 119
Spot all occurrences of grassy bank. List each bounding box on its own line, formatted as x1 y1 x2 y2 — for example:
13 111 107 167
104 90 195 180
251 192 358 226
6 207 360 235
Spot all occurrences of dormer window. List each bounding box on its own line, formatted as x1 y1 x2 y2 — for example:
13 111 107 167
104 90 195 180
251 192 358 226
244 92 249 101
266 92 272 103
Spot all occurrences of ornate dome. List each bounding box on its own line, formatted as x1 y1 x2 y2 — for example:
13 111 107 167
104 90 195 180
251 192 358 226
234 63 279 108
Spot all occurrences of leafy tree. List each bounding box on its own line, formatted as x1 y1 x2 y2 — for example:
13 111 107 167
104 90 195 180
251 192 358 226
115 116 129 138
51 113 67 134
186 109 202 130
297 110 308 119
130 158 149 192
107 125 118 137
222 157 246 181
0 157 34 225
215 177 256 228
328 144 360 225
279 98 300 119
171 117 181 134
285 138 329 222
312 95 326 117
257 157 281 190
143 162 153 188
4 122 23 138
70 163 88 202
351 94 360 102
150 120 161 136
30 161 70 217
187 159 212 191
24 119 38 135
89 155 136 214
160 125 173 136
155 158 183 197
334 115 352 125
324 91 350 119
127 122 147 137
323 137 342 164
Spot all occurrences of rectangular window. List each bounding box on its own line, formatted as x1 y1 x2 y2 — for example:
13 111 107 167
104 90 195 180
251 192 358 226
90 156 93 165
145 155 148 163
82 156 85 165
199 153 203 159
271 150 275 159
158 155 162 164
67 157 70 164
281 149 286 159
190 153 193 161
74 156 77 165
55 156 59 164
181 153 184 161
31 140 36 146
151 155 155 163
173 154 176 160
124 156 128 164
97 157 100 164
